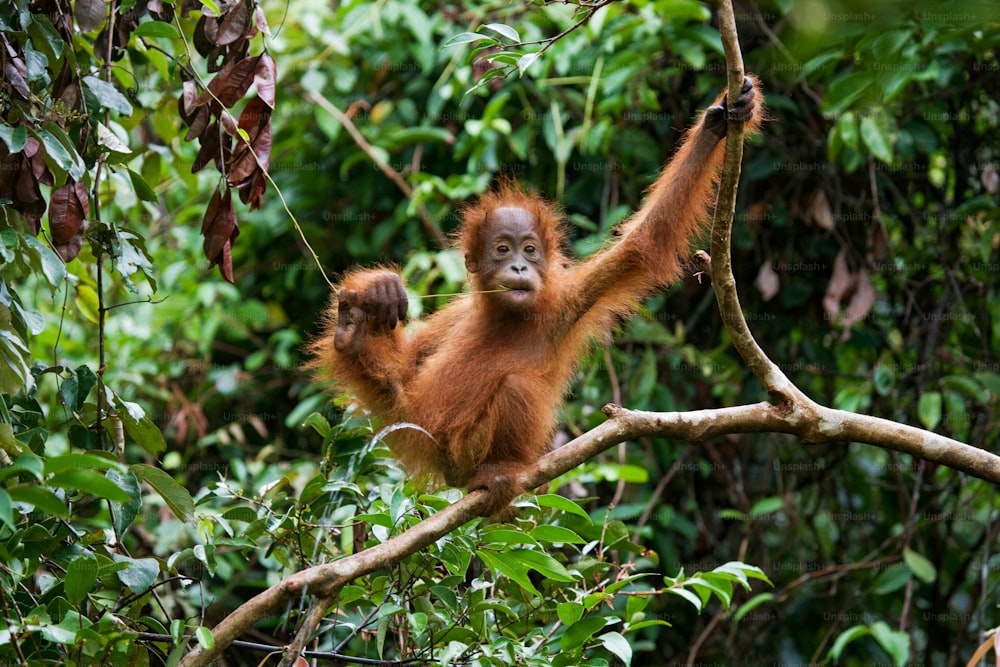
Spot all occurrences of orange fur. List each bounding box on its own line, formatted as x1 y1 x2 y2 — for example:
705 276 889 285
309 79 764 517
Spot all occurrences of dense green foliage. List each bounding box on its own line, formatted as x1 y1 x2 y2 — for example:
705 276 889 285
1 0 998 664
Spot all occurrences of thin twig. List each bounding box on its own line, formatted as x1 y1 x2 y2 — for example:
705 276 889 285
307 91 448 248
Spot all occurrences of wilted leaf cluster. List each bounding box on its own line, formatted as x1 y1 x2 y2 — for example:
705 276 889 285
178 0 275 282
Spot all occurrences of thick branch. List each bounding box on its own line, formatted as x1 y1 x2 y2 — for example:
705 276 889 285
180 399 1000 666
707 0 807 404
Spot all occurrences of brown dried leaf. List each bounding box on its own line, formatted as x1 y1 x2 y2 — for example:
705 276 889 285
178 79 199 121
198 56 259 108
823 250 874 331
219 238 234 283
183 106 210 142
215 0 252 46
22 136 40 158
982 162 998 195
54 235 83 262
228 108 271 187
75 0 106 32
840 268 874 329
238 169 266 210
254 5 271 36
226 97 270 185
219 108 240 138
868 223 888 262
808 190 835 231
194 16 215 57
238 95 270 135
147 0 175 22
16 164 41 206
254 52 276 108
49 180 89 244
191 123 231 174
823 250 851 322
227 152 254 187
200 185 240 283
201 187 238 266
4 55 30 99
754 261 780 302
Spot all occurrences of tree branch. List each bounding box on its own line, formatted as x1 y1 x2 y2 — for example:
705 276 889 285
306 91 449 248
180 398 1000 666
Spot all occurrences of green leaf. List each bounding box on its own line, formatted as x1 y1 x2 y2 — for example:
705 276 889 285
0 328 33 395
870 620 910 667
49 469 130 502
829 624 869 659
0 489 12 529
384 126 454 146
732 593 775 622
517 52 540 77
714 561 773 586
0 124 27 152
941 375 985 402
872 364 895 396
626 619 672 632
108 469 142 535
666 586 703 611
96 122 131 153
837 111 859 149
477 549 540 597
559 616 605 651
82 75 133 115
536 494 591 521
917 392 942 430
902 547 937 583
690 574 733 608
529 525 586 544
59 365 98 412
115 555 160 594
442 32 495 48
871 30 911 61
873 563 911 594
65 552 99 604
749 497 783 518
110 392 166 454
860 114 893 163
127 168 158 202
195 626 214 650
22 228 68 290
133 20 180 39
481 528 540 547
506 548 577 582
40 617 79 644
557 601 584 626
34 125 86 180
9 485 68 517
131 463 194 521
481 23 520 42
109 230 157 292
1 453 44 481
44 453 117 474
822 72 872 115
599 631 632 666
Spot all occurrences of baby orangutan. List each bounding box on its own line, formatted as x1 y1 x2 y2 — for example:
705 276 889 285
311 77 763 516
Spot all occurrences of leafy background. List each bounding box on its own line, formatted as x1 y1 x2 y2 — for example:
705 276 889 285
1 0 999 664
